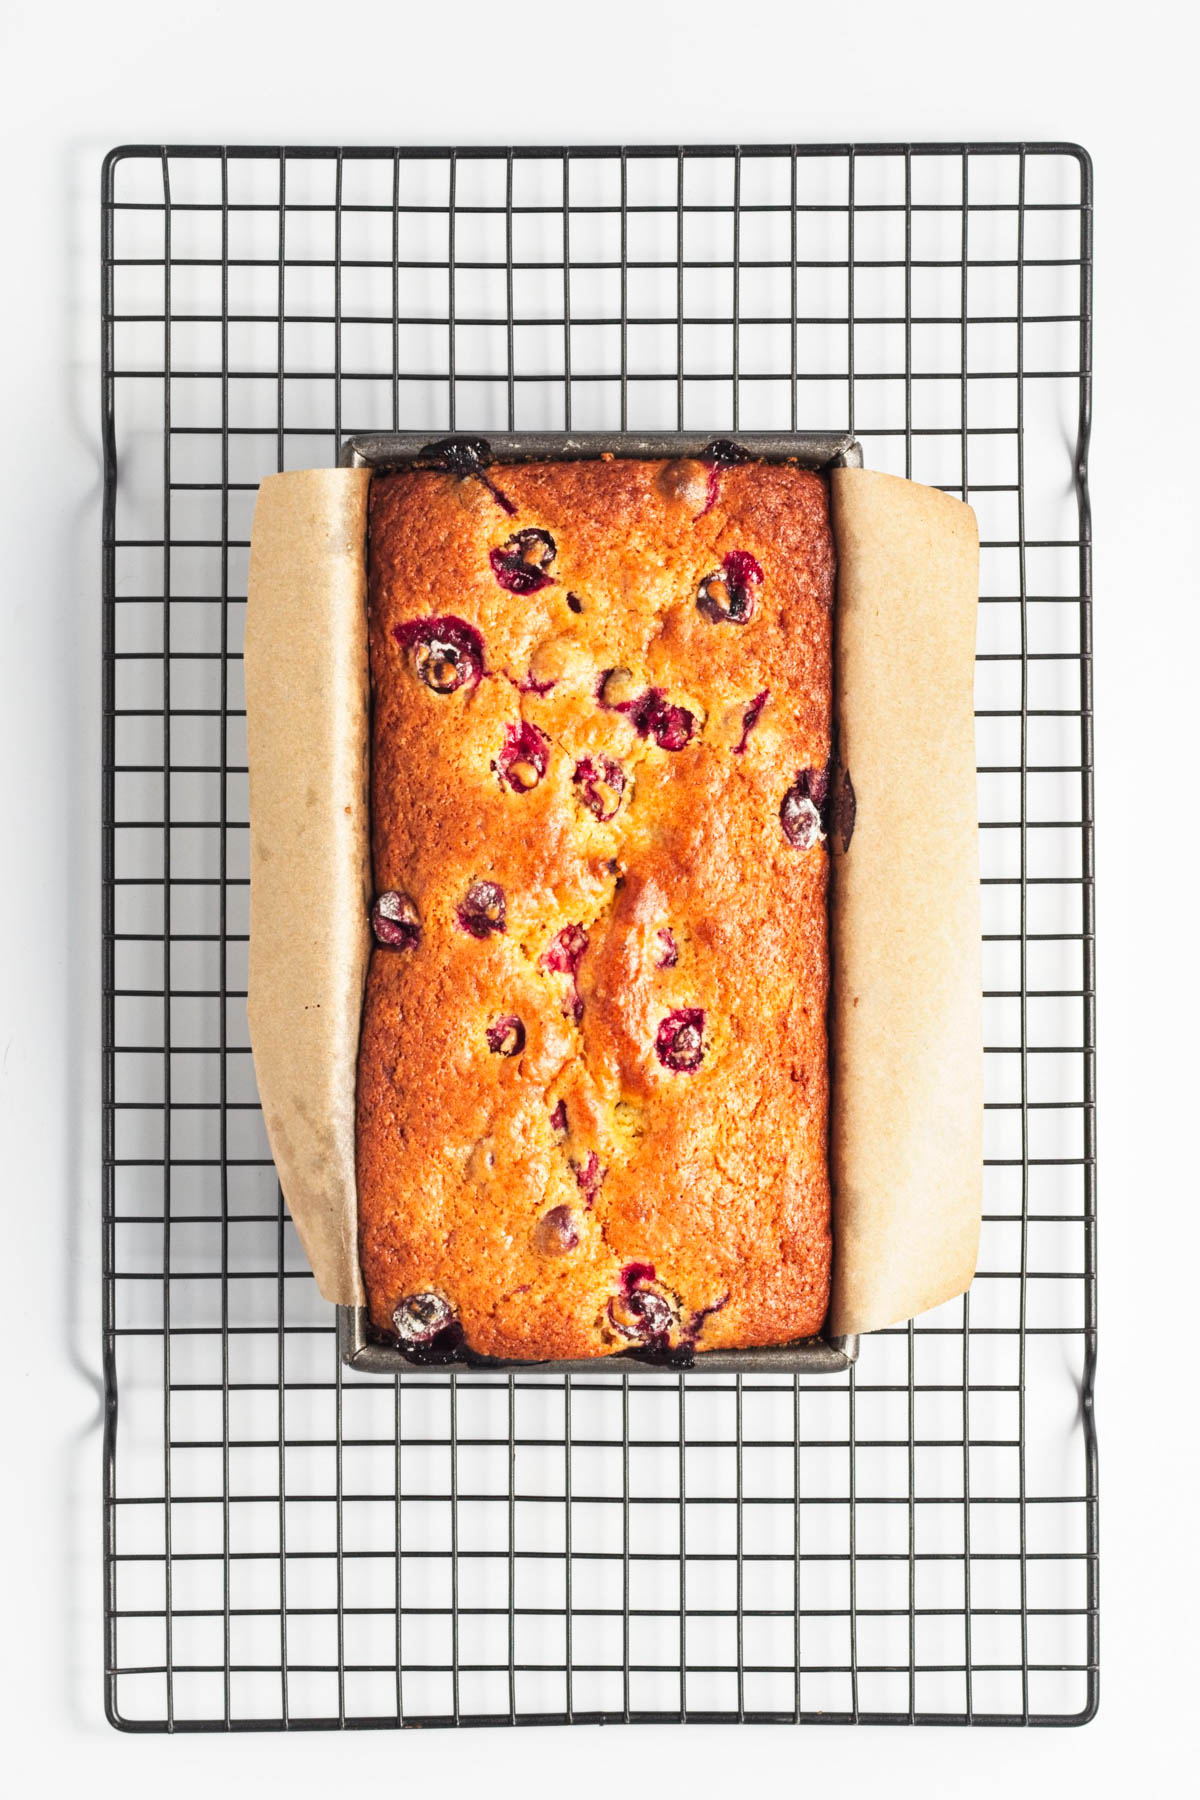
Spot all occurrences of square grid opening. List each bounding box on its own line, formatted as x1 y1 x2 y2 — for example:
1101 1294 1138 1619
102 142 1096 1731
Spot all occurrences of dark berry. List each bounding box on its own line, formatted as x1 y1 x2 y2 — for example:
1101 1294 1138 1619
549 1100 568 1137
573 755 626 822
457 880 506 938
394 615 484 692
780 766 831 850
608 1263 676 1344
704 438 754 467
392 1292 456 1345
733 688 769 755
570 1150 604 1205
598 674 695 752
656 1007 706 1072
371 891 420 949
486 1015 525 1057
655 928 678 969
496 721 549 793
621 1260 657 1289
697 550 763 624
490 528 557 594
780 789 821 850
543 923 587 976
543 923 588 1022
567 592 584 614
533 1205 580 1256
694 439 753 519
650 701 695 751
424 435 517 515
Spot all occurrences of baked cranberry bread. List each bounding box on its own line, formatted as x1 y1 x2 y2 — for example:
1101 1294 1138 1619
356 450 834 1362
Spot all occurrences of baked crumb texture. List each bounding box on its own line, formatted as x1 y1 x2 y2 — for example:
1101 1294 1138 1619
357 456 834 1362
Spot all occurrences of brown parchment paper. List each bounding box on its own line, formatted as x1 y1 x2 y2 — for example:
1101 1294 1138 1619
245 461 982 1334
827 467 982 1335
245 468 372 1304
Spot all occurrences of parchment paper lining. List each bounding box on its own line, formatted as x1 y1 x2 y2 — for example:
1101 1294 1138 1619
245 469 371 1305
828 469 982 1334
245 462 981 1335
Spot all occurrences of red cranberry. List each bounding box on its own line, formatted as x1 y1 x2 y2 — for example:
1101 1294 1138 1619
780 789 821 849
705 438 753 466
392 1292 456 1345
573 755 626 822
655 928 678 969
733 688 769 754
598 675 695 752
608 1263 676 1343
694 439 754 519
371 891 420 949
570 1150 604 1205
697 550 763 625
486 1015 525 1056
780 767 831 850
489 528 557 594
496 721 549 793
394 615 484 692
543 923 587 976
650 702 695 750
543 924 588 1022
533 1205 579 1256
425 435 517 515
656 1007 706 1072
457 880 506 938
513 671 557 695
549 1100 568 1137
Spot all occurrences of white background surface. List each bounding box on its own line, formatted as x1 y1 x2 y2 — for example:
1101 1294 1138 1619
1 0 1197 1791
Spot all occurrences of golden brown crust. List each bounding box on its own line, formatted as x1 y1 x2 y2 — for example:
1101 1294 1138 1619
357 456 833 1360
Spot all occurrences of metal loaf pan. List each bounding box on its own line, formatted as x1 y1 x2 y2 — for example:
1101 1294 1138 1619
337 429 861 1377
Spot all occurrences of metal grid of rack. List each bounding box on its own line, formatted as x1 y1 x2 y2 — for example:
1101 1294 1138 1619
101 142 1096 1730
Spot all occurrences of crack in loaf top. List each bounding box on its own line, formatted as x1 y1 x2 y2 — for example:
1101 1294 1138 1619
355 453 834 1364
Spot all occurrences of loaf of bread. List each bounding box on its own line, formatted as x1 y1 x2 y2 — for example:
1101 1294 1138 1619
356 450 834 1361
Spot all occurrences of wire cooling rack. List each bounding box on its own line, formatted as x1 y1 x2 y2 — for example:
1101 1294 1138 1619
101 142 1096 1730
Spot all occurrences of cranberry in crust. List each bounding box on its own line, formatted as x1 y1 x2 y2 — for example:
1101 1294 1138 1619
780 766 830 850
393 615 484 692
497 721 549 793
534 1206 580 1256
371 891 420 949
655 928 678 968
457 881 506 938
543 924 588 1023
597 673 696 752
697 550 763 624
733 688 769 754
573 755 626 822
656 1008 706 1072
608 1263 677 1344
489 528 557 594
485 1015 525 1056
392 1292 456 1346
